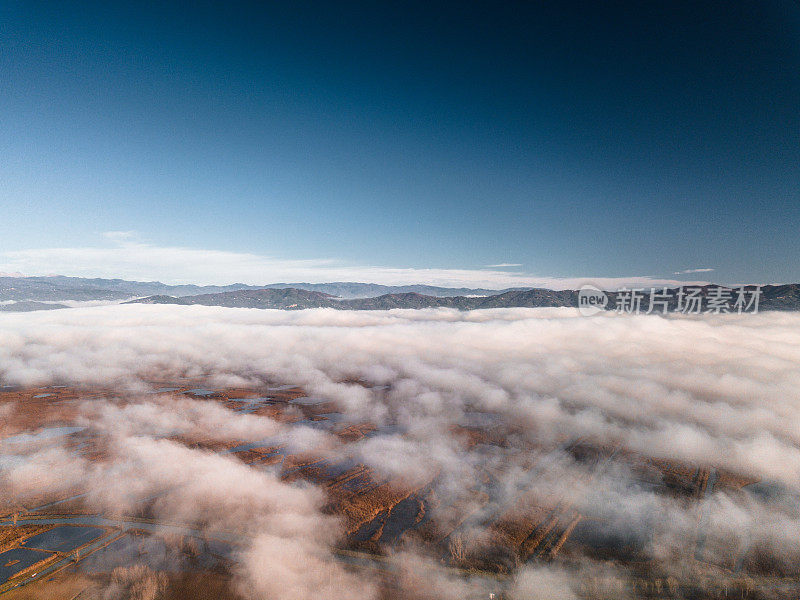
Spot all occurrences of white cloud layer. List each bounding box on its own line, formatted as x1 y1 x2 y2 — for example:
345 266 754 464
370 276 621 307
2 305 800 596
0 240 711 289
2 305 799 484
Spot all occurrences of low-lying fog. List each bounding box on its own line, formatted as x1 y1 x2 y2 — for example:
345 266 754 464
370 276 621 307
1 305 799 599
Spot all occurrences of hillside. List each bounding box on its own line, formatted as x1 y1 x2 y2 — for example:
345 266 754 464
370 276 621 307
0 275 511 301
126 284 800 312
129 288 335 309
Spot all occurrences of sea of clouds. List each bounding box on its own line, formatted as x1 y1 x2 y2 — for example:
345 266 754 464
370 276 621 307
1 305 799 599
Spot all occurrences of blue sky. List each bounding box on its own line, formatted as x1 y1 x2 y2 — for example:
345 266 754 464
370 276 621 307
1 1 799 287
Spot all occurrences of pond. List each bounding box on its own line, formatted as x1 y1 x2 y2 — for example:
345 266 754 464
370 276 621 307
22 526 105 552
233 397 274 413
289 396 329 406
183 389 217 396
0 547 51 584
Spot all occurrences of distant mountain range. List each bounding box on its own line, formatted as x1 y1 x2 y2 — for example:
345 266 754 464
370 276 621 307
2 276 799 312
125 288 580 310
0 275 514 302
126 285 800 312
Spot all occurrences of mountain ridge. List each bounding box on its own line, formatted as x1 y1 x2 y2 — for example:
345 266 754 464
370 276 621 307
3 276 799 311
0 275 516 301
125 285 800 312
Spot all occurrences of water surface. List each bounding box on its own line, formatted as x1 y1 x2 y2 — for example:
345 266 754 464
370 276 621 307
0 547 52 584
22 526 105 552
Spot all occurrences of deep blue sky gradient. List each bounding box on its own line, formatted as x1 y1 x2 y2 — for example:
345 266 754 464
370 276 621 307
2 1 799 282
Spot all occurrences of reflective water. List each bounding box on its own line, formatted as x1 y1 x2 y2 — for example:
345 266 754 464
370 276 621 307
183 389 217 396
233 397 274 413
289 396 329 406
0 547 51 584
22 526 105 552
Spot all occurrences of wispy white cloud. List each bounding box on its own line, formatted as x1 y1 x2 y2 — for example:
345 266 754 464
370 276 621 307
673 267 715 275
484 263 523 268
0 241 713 290
102 230 142 245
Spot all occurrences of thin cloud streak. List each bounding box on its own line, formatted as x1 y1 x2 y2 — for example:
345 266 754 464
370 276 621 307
484 263 523 268
1 243 711 290
673 268 715 275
